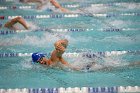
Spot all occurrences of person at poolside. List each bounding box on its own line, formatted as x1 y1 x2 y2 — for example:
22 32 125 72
4 17 29 30
19 0 69 12
32 39 79 70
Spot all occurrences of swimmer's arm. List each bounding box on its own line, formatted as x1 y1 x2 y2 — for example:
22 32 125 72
25 0 43 4
14 17 29 30
50 0 69 12
60 57 80 71
54 39 68 51
59 57 69 66
5 17 28 30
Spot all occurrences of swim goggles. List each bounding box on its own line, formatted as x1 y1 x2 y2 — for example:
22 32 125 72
37 57 44 63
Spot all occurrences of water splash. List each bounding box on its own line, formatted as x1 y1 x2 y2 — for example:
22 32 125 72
108 20 129 28
27 21 38 30
121 3 140 10
20 58 33 69
66 54 133 72
100 35 134 44
0 37 22 46
13 21 38 30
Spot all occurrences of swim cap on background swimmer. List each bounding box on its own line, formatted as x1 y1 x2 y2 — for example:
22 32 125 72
32 52 45 63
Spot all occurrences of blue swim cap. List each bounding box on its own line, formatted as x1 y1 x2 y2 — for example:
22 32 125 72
32 52 45 63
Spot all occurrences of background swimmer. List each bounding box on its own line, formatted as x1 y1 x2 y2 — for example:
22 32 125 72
4 17 29 30
19 0 69 12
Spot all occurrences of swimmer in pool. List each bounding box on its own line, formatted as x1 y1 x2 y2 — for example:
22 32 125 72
32 39 79 70
4 17 29 30
32 39 140 71
19 0 69 12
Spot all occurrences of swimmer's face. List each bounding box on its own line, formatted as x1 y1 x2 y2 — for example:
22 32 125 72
37 57 46 64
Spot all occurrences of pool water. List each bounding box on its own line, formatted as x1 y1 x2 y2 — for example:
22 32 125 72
0 0 140 89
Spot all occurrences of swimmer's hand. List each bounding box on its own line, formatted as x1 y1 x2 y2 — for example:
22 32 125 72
55 42 65 52
26 26 31 30
56 45 65 52
72 67 81 71
62 61 81 71
37 5 43 10
68 65 81 71
60 8 70 13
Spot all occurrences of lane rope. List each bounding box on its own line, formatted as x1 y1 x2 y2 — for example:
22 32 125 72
78 8 139 41
0 50 139 58
0 28 140 35
0 1 139 8
0 86 140 93
0 12 139 20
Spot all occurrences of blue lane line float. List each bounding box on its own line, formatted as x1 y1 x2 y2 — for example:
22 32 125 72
0 0 13 2
0 28 86 35
29 88 58 93
0 88 28 93
0 50 139 58
0 12 139 20
1 27 139 35
0 30 16 35
0 2 139 8
118 86 140 93
0 86 140 93
89 87 118 93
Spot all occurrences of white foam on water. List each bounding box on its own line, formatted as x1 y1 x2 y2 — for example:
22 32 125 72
64 51 135 72
102 56 127 67
0 28 92 49
0 31 59 47
37 2 53 11
108 20 129 28
67 35 93 45
13 21 38 30
20 58 33 69
121 3 140 10
22 32 59 47
65 55 98 71
99 18 131 29
20 58 47 70
21 30 85 47
83 5 111 14
100 35 134 44
134 34 140 42
71 3 113 14
71 9 83 14
26 21 39 30
0 37 22 46
82 56 129 71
